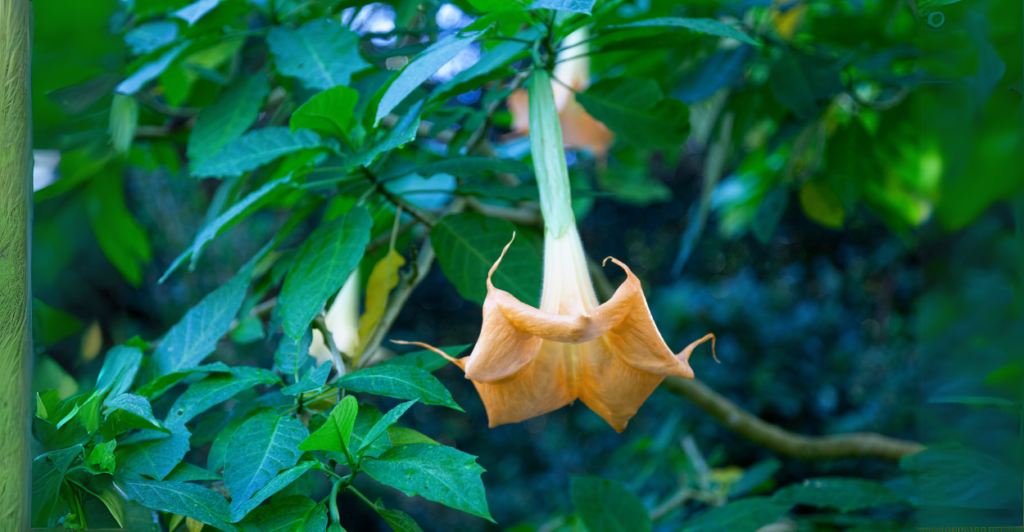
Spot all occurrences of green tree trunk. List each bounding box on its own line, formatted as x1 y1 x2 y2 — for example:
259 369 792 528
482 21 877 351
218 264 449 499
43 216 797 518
0 0 33 529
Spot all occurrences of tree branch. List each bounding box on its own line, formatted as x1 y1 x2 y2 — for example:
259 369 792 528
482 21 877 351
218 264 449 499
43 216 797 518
587 255 925 462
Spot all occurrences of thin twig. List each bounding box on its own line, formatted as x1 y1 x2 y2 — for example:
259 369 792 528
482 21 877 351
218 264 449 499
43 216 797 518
313 316 346 380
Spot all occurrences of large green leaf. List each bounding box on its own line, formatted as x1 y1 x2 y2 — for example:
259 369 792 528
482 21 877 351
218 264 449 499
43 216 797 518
161 176 294 280
135 362 232 400
349 99 423 169
282 360 333 396
530 0 594 13
84 171 152 286
571 476 651 532
347 403 390 461
606 17 759 46
223 411 309 506
380 344 470 373
900 444 1020 509
291 85 358 140
118 477 234 531
430 212 542 306
279 206 372 340
116 41 191 95
173 0 221 25
334 365 461 411
151 262 255 376
275 329 313 376
299 394 358 454
116 425 191 480
95 345 143 399
242 495 328 532
102 393 167 437
192 127 323 178
208 408 271 474
679 497 792 532
124 21 178 55
188 73 270 168
413 157 532 179
165 367 280 427
575 78 689 149
357 401 416 456
431 31 534 101
375 31 480 125
771 478 902 512
32 445 82 528
163 462 221 482
374 499 425 532
229 462 317 522
362 443 492 521
267 19 369 90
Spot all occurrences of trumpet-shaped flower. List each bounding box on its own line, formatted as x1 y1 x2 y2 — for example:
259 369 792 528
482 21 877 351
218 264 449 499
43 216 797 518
310 270 360 365
408 69 714 432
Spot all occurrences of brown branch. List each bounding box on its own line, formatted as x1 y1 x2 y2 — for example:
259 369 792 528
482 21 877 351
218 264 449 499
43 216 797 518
662 377 924 461
587 256 925 462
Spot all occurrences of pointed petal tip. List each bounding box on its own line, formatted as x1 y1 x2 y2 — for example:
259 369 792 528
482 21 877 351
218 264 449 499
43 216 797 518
487 232 517 290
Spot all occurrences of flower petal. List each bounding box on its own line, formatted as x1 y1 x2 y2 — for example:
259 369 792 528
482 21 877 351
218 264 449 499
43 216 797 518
470 341 575 427
578 337 666 433
599 257 714 378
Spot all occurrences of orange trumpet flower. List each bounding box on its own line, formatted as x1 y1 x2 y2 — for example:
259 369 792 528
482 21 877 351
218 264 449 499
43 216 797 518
405 69 714 432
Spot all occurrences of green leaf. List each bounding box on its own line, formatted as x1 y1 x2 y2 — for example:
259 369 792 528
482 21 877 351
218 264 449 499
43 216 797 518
347 403 390 460
166 367 280 427
413 157 532 179
432 31 535 101
334 365 461 411
299 394 358 453
116 41 191 95
192 127 323 178
575 78 689 149
135 362 232 400
118 477 234 531
374 499 425 532
349 99 423 169
242 495 328 532
291 85 359 140
606 17 759 46
282 360 333 396
161 176 294 280
279 206 372 340
32 298 84 346
173 0 221 25
116 425 191 480
152 263 256 376
430 212 542 306
357 401 416 455
900 444 1019 509
275 329 314 376
380 344 470 373
772 477 902 512
229 462 317 522
84 172 152 286
102 394 167 437
679 497 792 532
124 20 179 55
752 186 789 244
86 440 118 474
388 427 439 446
799 178 845 229
728 458 781 498
362 443 492 521
769 52 817 120
188 73 270 168
375 31 480 125
32 446 83 528
96 345 143 399
530 0 594 13
224 411 308 504
231 315 266 344
570 476 651 532
209 409 269 474
164 462 221 482
268 19 369 91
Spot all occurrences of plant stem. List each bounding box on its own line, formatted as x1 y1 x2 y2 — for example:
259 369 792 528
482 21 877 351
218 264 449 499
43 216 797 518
346 486 376 509
0 0 33 527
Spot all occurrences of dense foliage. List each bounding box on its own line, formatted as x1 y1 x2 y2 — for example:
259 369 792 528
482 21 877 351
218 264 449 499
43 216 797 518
28 0 1022 530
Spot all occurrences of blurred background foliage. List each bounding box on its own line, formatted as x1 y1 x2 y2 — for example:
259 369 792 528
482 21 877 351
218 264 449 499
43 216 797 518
28 0 1022 529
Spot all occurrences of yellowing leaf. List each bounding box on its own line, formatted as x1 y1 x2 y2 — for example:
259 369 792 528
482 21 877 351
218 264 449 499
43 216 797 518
711 466 744 485
799 179 845 229
357 249 406 348
773 2 807 41
186 517 205 532
81 320 102 362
